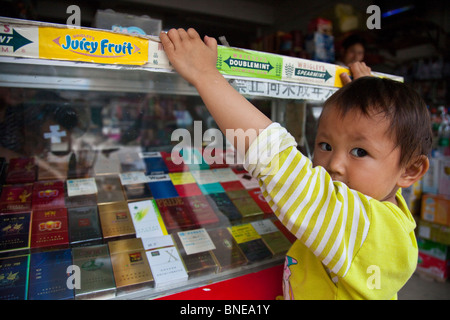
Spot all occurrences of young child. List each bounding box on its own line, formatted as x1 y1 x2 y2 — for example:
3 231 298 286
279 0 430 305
160 28 432 300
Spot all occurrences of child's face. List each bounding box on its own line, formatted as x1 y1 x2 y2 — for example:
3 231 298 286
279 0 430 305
313 104 403 203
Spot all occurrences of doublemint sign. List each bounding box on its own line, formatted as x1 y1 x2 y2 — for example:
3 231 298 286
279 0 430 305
217 47 282 80
223 57 274 73
295 68 332 82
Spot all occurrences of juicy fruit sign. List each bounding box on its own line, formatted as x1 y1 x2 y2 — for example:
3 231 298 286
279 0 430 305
217 47 283 80
39 27 148 65
0 22 149 65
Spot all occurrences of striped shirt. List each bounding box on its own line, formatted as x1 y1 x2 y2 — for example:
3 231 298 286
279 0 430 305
244 122 417 299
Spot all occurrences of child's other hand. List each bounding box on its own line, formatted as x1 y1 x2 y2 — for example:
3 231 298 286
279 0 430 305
160 28 220 88
340 62 372 85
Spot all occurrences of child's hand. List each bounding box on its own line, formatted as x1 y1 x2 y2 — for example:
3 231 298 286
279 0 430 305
160 28 220 88
340 62 372 85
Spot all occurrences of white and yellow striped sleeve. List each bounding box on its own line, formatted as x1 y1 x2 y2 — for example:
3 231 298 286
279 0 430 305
244 122 371 278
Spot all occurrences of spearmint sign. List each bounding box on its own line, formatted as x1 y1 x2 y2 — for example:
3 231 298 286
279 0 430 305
217 46 282 80
283 56 339 87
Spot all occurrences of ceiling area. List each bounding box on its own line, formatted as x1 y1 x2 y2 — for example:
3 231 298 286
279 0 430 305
1 0 449 59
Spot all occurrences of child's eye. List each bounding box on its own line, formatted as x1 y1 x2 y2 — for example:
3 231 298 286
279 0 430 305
318 142 332 151
350 148 368 157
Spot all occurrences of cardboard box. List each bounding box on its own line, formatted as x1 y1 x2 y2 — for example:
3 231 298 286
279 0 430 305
417 251 450 282
418 219 450 246
421 194 450 226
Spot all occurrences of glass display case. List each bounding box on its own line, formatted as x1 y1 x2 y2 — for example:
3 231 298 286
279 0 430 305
1 17 400 300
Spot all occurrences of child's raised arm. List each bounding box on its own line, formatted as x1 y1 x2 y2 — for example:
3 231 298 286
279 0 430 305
160 28 272 152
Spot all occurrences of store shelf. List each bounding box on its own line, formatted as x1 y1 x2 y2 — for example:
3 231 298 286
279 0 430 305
0 56 337 102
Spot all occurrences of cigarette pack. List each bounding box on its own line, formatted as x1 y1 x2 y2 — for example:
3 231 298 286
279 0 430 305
227 190 263 220
228 223 272 262
169 172 202 197
147 174 179 199
30 208 69 251
209 227 248 272
220 180 245 192
180 147 210 171
95 175 126 204
156 197 198 231
248 188 273 214
141 152 169 174
66 178 98 198
65 193 98 208
272 219 297 244
72 244 116 299
31 180 65 210
184 195 219 228
142 235 188 287
0 211 31 253
206 192 242 222
127 199 168 238
68 206 102 247
251 219 291 257
173 233 218 278
0 183 33 213
0 255 30 300
108 238 154 294
28 249 74 300
160 151 189 173
190 169 224 194
98 201 136 241
5 157 36 184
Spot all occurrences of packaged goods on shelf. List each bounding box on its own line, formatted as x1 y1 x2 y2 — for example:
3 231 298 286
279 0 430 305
417 238 450 282
72 244 116 300
418 220 450 246
142 235 188 288
421 194 450 226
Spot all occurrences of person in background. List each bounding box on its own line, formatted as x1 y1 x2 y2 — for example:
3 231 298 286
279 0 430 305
336 34 371 85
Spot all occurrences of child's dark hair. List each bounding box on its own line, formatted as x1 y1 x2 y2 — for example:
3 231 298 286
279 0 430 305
323 76 432 166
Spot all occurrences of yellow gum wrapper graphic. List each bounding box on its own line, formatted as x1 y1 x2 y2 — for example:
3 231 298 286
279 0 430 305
39 27 149 65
